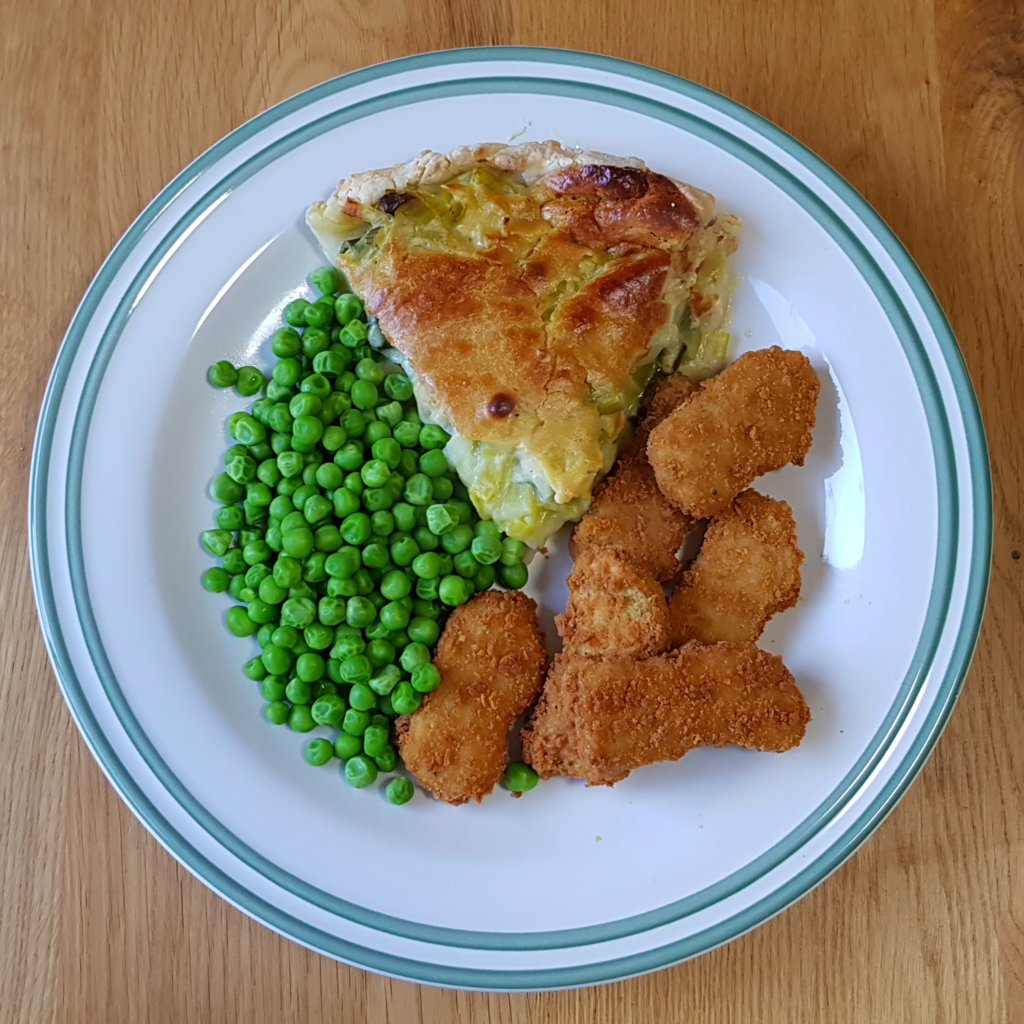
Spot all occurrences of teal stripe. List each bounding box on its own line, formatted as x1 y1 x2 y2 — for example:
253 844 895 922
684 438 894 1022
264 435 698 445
30 48 991 989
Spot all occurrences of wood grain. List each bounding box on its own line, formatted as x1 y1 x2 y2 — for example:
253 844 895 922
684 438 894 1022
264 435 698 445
2 0 1021 1020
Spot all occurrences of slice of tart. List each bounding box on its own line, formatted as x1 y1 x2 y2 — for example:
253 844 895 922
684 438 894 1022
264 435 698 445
308 141 739 546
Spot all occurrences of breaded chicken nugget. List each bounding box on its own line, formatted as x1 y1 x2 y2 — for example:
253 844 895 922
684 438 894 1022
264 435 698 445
521 642 809 786
557 547 671 658
396 592 546 805
647 347 819 519
572 374 696 580
670 490 803 645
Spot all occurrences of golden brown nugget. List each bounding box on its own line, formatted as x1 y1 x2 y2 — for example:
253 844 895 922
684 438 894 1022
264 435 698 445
572 374 696 580
396 592 546 805
670 490 803 645
647 347 819 519
522 642 809 786
557 548 671 658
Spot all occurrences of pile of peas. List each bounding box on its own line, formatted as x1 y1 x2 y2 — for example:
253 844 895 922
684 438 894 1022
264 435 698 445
201 266 530 804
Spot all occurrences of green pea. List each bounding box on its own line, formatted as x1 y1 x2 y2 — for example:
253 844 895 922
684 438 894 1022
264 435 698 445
340 653 372 683
207 360 238 388
333 733 361 759
418 449 449 478
282 527 314 558
201 567 230 592
304 494 333 525
407 617 441 646
361 724 389 759
311 694 346 727
453 551 478 579
334 293 363 324
341 512 371 546
285 677 312 704
352 569 375 596
419 424 449 450
366 639 397 670
348 683 376 712
374 569 409 601
302 326 330 359
474 564 497 592
375 401 403 427
310 462 341 490
304 737 334 766
260 675 287 701
411 663 442 693
313 350 349 377
295 652 325 683
226 606 258 637
500 562 529 590
425 503 458 536
281 596 316 628
320 548 357 581
470 534 502 565
404 474 434 507
391 681 421 716
350 379 378 410
331 632 365 660
260 644 292 676
304 623 335 651
379 601 410 631
340 320 369 349
439 575 473 606
393 420 420 448
360 459 390 488
415 576 440 600
289 393 322 419
277 450 303 479
327 489 357 521
375 745 400 773
300 373 331 400
355 357 385 385
269 326 300 358
504 762 539 793
342 708 371 738
441 525 474 555
344 754 377 788
302 552 326 584
367 665 401 696
322 425 348 452
235 366 265 397
357 543 387 572
384 777 413 805
301 299 332 328
229 412 267 447
413 526 440 552
340 410 366 438
384 373 414 402
392 502 417 532
501 538 528 566
288 704 315 732
272 557 303 589
270 625 299 649
210 474 244 506
391 536 420 567
264 700 289 725
310 265 341 295
213 507 242 533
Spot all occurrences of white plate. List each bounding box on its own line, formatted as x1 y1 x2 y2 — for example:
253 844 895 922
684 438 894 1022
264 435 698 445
30 48 991 990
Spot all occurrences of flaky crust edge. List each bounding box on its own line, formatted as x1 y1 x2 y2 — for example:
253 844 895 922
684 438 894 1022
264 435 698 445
307 140 716 242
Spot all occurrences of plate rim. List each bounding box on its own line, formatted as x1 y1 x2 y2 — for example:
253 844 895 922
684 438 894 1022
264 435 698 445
29 46 992 989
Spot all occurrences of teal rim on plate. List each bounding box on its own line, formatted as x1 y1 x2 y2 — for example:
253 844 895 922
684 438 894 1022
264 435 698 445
30 48 991 989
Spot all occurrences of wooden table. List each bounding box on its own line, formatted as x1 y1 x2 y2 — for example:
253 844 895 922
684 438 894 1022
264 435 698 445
3 1 1021 1020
